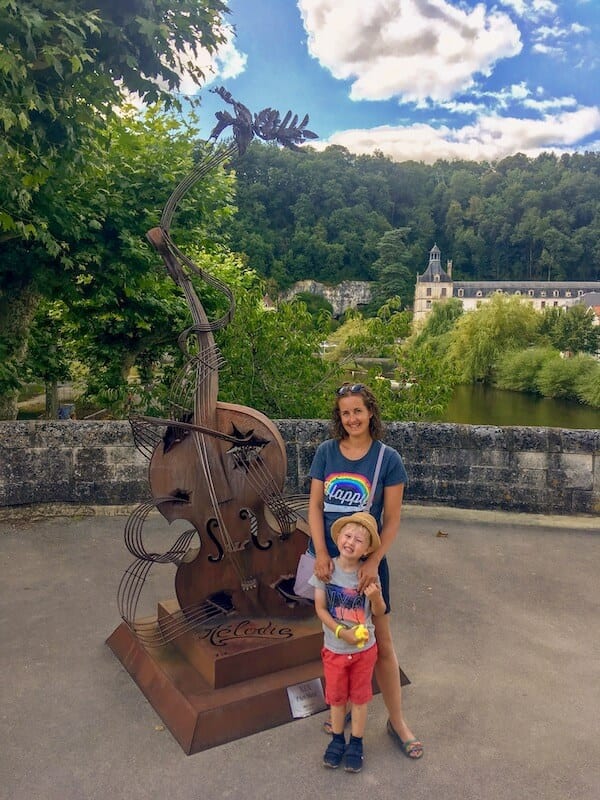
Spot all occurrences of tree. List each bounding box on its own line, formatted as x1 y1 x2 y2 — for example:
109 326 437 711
22 299 74 418
0 0 229 418
214 275 337 420
448 294 541 383
539 304 600 354
66 107 235 406
371 227 415 309
412 297 463 342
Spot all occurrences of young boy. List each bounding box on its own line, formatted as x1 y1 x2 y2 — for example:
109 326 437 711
309 511 386 773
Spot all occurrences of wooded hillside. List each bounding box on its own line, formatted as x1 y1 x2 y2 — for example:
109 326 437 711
228 144 600 294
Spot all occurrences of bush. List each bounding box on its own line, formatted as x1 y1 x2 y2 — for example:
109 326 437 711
576 361 600 408
494 347 558 393
536 353 597 400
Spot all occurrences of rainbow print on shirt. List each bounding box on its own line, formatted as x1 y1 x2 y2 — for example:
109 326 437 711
323 471 371 513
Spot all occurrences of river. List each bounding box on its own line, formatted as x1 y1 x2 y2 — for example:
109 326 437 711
440 383 600 430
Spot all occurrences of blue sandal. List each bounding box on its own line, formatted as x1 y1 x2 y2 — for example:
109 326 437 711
323 737 346 768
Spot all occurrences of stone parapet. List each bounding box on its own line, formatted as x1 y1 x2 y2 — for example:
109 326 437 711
1 420 599 517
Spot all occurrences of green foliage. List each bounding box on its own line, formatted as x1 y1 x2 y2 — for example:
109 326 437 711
215 281 337 420
494 347 558 392
576 362 600 408
230 146 600 295
412 297 463 342
0 0 228 247
292 292 334 318
323 302 411 363
448 294 541 383
371 227 415 308
536 353 597 401
23 300 73 385
319 298 455 421
60 109 235 411
395 343 456 420
539 304 600 354
0 0 229 416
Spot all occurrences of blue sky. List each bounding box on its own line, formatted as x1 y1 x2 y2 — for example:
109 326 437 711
187 0 599 164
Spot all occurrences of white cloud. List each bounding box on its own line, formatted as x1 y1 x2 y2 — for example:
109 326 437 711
530 18 590 60
500 0 557 17
312 106 600 163
536 22 590 42
531 43 565 58
522 95 578 111
170 24 248 95
297 0 522 103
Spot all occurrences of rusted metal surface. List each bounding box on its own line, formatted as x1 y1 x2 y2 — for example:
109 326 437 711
115 88 318 637
107 615 325 754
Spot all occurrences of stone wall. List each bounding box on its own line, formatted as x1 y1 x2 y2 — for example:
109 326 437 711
1 420 599 516
280 280 373 317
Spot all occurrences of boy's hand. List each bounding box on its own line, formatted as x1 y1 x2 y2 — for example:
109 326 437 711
352 623 369 648
364 583 382 601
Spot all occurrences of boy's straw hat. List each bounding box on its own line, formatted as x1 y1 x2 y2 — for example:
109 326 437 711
331 512 381 554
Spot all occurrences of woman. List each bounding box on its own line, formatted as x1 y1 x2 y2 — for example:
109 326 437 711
307 382 423 759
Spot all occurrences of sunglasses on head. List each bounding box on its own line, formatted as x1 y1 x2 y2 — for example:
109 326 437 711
336 383 365 396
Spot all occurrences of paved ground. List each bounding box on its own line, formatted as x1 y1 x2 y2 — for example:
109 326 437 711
1 505 599 800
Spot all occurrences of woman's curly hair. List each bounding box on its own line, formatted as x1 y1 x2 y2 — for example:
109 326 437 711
331 383 384 441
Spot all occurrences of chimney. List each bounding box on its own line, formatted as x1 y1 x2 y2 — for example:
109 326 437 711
447 259 453 278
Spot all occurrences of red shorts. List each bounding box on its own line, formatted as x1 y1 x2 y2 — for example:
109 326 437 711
322 644 378 706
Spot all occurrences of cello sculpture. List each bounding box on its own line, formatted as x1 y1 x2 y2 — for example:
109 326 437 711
117 88 319 648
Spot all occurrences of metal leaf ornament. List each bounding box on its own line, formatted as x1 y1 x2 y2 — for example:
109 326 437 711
209 86 318 154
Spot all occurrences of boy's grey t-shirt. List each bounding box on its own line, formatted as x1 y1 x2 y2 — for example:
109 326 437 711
309 560 377 655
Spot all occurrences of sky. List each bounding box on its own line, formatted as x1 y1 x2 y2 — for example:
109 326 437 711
186 0 599 164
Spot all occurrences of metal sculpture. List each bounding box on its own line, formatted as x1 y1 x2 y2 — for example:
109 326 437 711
117 88 318 646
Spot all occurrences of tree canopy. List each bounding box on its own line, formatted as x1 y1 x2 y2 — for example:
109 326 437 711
0 0 230 417
228 143 600 293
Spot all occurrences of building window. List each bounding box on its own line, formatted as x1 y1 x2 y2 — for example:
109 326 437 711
553 301 558 306
441 288 447 297
515 290 521 296
578 290 584 296
476 290 483 297
540 291 546 297
434 274 440 282
552 290 559 297
566 291 572 298
426 300 431 308
528 289 534 297
457 288 464 297
541 301 546 308
426 287 432 296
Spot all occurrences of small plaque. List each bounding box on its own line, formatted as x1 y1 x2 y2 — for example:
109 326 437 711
287 678 327 719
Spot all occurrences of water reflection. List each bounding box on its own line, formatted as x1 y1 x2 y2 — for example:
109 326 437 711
440 384 600 430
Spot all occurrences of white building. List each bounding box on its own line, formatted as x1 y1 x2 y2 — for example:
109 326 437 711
413 244 600 325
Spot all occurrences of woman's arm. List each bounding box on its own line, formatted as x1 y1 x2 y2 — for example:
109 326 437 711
357 482 404 592
308 478 334 582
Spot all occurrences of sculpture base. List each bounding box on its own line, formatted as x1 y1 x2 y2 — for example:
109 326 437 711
106 601 410 754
